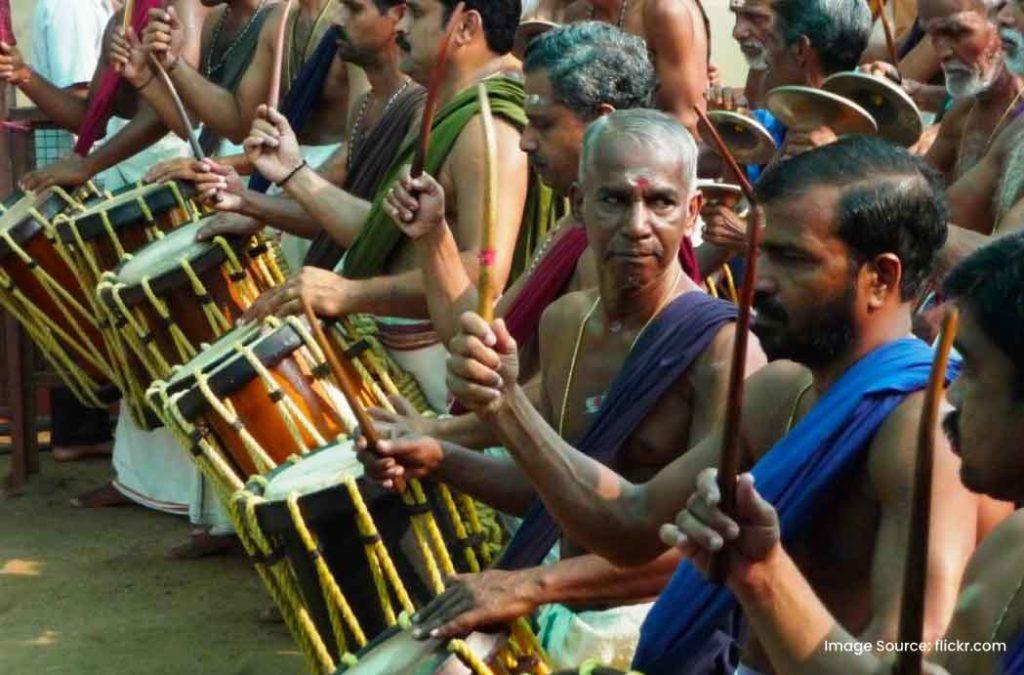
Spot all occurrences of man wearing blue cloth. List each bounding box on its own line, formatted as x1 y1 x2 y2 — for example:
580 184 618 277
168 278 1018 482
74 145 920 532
446 137 1001 674
357 109 766 668
669 231 1024 675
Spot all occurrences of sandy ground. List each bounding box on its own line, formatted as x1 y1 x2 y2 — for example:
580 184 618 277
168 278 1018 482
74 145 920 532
0 453 303 674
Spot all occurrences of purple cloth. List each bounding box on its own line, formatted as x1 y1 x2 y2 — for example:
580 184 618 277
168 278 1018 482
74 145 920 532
498 291 738 570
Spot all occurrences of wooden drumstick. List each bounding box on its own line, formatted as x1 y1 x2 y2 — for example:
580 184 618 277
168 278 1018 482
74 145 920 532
269 0 296 109
895 308 959 675
411 2 466 178
122 0 138 35
147 53 205 160
695 104 764 584
476 83 498 322
877 0 901 78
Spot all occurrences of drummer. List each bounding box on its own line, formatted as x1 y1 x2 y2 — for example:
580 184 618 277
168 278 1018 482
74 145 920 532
669 232 1024 675
0 1 204 191
440 137 994 673
189 0 427 273
359 109 766 669
233 0 550 413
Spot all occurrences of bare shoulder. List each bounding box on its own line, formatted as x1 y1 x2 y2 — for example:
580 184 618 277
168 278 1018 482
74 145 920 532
643 0 706 35
539 288 597 348
938 99 973 138
865 390 926 496
741 359 814 458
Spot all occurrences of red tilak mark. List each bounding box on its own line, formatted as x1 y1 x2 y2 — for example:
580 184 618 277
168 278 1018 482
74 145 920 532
631 178 649 201
478 248 497 266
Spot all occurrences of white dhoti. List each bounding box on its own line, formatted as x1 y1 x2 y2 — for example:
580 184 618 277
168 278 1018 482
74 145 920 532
93 117 192 191
374 316 450 413
537 601 654 670
110 408 191 516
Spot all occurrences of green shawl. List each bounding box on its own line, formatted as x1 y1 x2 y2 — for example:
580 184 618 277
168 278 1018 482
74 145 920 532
342 75 560 282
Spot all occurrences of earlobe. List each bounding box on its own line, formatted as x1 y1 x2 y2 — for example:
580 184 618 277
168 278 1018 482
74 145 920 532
868 253 903 309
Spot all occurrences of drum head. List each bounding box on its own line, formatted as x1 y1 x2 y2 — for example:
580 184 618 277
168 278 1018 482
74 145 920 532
513 19 557 60
0 189 76 259
103 217 248 307
343 626 508 675
56 181 196 244
765 85 878 136
822 71 923 147
164 320 307 421
705 110 777 165
263 440 363 500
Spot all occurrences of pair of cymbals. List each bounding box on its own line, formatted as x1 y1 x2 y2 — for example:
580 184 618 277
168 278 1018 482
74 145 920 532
704 110 778 165
697 180 748 215
766 72 922 147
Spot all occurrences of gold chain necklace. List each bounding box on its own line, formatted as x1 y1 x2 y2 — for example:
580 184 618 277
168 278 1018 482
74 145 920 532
557 268 682 436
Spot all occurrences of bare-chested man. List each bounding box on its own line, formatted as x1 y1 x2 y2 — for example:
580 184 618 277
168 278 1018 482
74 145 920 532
231 0 544 412
358 109 766 669
0 0 206 190
672 232 1024 675
918 0 1023 182
446 137 999 673
558 0 708 132
183 0 426 273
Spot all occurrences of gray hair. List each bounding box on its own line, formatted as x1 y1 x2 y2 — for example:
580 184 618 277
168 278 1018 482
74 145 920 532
775 0 872 75
579 109 699 195
523 22 655 120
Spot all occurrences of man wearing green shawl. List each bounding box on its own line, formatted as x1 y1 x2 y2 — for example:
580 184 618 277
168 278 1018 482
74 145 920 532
239 0 558 411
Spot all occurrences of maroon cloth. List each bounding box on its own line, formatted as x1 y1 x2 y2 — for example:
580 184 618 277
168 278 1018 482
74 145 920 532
679 235 702 284
0 0 14 45
73 0 163 155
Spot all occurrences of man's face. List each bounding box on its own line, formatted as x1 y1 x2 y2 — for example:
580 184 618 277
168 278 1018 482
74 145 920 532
521 71 589 196
754 187 861 368
396 0 448 83
335 0 401 65
920 0 1005 98
761 12 811 90
730 0 775 71
945 307 1024 501
576 135 701 292
997 0 1024 75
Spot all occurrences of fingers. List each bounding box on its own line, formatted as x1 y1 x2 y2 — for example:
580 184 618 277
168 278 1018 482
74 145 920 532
389 394 418 418
735 473 778 529
458 311 497 347
491 318 517 357
411 581 470 639
447 339 503 387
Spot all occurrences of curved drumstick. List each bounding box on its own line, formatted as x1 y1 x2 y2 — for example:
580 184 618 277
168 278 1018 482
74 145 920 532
0 0 15 45
146 53 205 160
269 0 296 109
695 104 763 583
411 2 466 178
895 308 959 675
876 0 901 78
122 0 138 35
476 83 498 322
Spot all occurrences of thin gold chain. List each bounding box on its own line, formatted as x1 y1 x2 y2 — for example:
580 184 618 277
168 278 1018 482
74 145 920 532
557 268 682 436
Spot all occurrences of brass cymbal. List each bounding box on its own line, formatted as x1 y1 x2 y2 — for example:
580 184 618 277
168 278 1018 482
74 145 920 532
513 20 558 60
765 85 879 136
697 180 745 209
705 110 778 165
823 71 923 147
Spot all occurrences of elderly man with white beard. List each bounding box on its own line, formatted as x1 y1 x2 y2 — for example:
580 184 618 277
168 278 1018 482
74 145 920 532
919 0 1023 183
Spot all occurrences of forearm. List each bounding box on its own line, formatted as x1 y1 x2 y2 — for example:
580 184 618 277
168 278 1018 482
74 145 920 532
237 191 322 239
436 442 535 516
135 78 196 140
413 224 478 345
81 107 170 178
695 242 733 278
533 549 683 610
285 166 371 248
491 385 662 563
431 413 501 450
17 73 91 131
735 546 884 675
169 64 249 143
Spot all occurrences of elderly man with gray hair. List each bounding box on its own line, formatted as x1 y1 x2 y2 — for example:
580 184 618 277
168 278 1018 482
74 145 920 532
362 108 766 668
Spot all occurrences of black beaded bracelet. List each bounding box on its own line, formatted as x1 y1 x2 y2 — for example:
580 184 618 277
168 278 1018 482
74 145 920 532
277 160 308 188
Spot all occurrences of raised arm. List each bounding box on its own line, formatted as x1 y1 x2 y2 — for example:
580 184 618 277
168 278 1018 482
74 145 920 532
645 0 709 134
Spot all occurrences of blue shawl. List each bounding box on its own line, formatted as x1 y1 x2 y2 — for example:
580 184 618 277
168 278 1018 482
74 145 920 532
249 26 341 194
499 292 738 571
1004 632 1024 674
633 337 960 674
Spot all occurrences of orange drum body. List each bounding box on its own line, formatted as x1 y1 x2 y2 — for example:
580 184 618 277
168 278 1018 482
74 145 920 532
0 188 119 406
98 217 285 424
